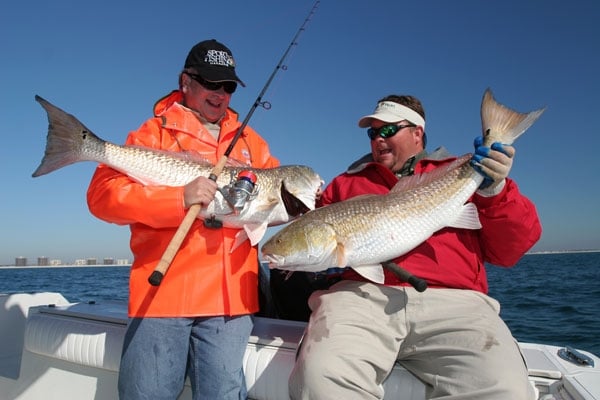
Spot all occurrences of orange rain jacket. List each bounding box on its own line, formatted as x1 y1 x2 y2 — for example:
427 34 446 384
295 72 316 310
87 91 280 317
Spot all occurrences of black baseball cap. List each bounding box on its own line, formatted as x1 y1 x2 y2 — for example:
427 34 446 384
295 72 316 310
184 39 245 87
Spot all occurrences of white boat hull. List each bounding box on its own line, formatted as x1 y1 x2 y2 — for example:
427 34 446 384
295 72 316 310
1 292 599 400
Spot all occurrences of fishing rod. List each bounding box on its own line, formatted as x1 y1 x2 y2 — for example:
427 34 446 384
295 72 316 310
148 1 320 286
382 261 427 292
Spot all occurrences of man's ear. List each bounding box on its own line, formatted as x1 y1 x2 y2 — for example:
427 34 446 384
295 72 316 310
414 125 425 145
179 72 190 92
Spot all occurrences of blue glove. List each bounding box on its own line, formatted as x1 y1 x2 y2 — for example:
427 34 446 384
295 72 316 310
469 136 514 190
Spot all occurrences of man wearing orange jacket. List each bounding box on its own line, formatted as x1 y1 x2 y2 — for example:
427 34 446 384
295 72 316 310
87 39 279 400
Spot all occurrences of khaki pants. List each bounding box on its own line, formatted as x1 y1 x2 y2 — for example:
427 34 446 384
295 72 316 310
289 281 535 400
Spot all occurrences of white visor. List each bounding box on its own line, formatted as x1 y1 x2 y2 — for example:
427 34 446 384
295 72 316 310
358 101 425 129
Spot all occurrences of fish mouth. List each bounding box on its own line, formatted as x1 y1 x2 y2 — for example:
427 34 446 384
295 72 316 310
281 183 310 217
262 254 284 268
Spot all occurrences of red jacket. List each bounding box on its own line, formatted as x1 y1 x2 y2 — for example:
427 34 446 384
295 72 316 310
318 154 541 293
87 91 279 317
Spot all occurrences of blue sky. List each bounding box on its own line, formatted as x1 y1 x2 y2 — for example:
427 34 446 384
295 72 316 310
1 0 599 265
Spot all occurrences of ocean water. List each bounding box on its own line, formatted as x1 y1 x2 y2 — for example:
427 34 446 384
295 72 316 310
1 252 599 356
486 251 600 356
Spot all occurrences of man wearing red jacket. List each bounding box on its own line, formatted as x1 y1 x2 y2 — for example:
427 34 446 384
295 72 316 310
88 40 279 399
288 94 541 399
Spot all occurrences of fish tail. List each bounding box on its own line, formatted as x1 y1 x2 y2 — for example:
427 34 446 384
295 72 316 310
32 95 103 177
480 88 546 146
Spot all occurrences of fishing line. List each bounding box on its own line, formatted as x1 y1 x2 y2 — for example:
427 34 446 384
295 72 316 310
149 1 321 286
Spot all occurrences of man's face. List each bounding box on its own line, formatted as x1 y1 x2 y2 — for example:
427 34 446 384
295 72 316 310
369 120 422 173
182 73 233 123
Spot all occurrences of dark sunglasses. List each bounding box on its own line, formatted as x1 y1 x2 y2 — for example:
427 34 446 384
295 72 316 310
367 123 416 140
186 73 237 94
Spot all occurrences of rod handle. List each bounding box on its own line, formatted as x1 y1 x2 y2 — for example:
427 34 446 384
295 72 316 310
148 155 229 286
382 261 427 292
148 203 201 286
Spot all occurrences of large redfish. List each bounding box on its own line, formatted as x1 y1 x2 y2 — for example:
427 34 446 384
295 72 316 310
261 89 545 283
33 96 323 247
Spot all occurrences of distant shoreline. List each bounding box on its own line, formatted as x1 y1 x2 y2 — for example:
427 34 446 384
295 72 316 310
526 249 600 255
2 249 599 268
0 264 131 269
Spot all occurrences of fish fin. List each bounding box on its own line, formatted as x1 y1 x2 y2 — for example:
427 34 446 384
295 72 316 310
335 242 347 267
33 96 102 177
390 156 471 194
447 202 482 230
352 265 385 284
229 223 267 253
480 89 545 145
246 222 269 246
230 230 248 253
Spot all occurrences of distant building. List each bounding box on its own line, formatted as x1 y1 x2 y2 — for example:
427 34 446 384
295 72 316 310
9 256 130 267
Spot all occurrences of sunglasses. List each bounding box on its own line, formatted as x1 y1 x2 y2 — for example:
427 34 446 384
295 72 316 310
367 123 416 140
186 73 237 94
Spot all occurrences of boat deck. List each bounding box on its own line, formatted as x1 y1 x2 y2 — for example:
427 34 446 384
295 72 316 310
1 293 599 399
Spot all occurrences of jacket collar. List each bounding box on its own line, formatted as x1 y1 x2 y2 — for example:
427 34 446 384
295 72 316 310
151 90 244 137
346 147 453 176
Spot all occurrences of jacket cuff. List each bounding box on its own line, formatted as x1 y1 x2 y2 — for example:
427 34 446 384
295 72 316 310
476 179 506 198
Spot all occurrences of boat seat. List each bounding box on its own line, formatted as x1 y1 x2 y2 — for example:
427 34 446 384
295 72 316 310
22 300 425 399
24 303 126 372
0 292 70 379
247 316 426 399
